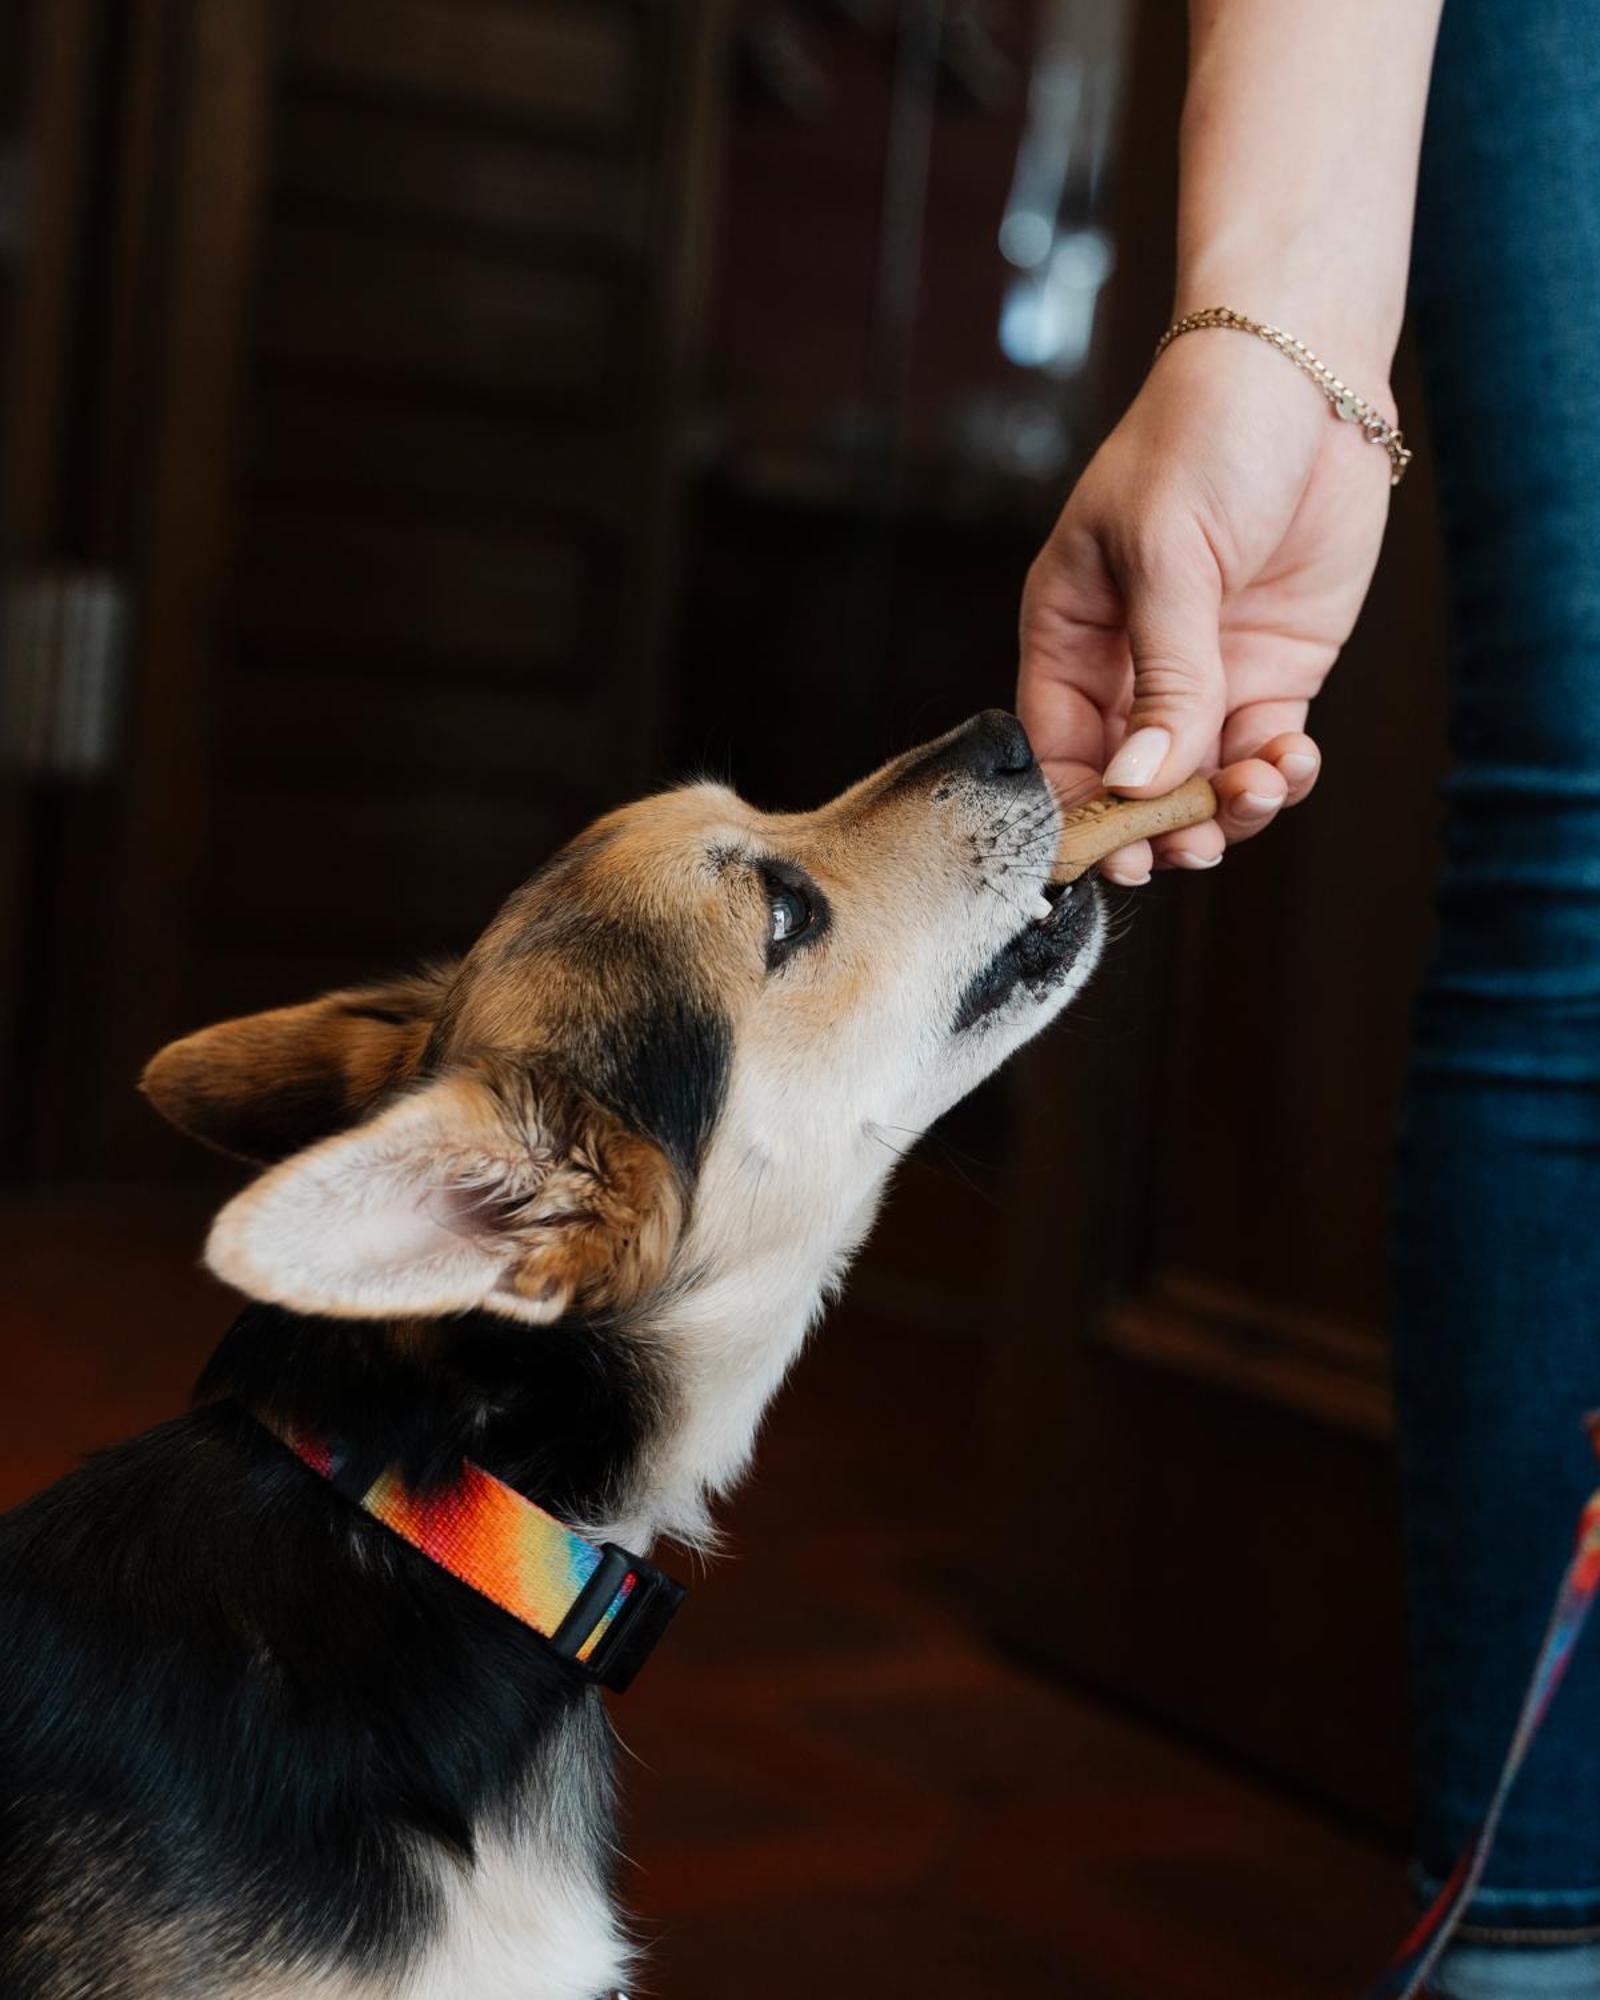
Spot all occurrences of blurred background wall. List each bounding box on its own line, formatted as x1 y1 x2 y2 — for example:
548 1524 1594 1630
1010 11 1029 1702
0 3 1448 1988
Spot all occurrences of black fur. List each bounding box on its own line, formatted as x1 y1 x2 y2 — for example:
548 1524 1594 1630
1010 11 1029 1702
951 878 1100 1033
589 1000 731 1181
0 1303 665 1998
439 897 733 1185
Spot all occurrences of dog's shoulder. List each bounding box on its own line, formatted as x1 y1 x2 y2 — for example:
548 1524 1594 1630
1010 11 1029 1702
0 1404 610 1998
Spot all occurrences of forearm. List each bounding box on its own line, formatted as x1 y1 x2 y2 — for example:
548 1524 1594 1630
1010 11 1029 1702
1174 0 1444 388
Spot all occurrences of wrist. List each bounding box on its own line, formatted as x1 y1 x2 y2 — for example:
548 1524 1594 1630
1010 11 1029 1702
1171 250 1401 424
1148 307 1412 489
1172 4 1441 408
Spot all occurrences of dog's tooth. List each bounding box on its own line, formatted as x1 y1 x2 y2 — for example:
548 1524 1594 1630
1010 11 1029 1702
1030 892 1053 921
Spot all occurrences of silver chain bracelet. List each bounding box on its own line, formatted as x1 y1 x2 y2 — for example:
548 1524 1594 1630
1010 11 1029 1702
1153 305 1413 486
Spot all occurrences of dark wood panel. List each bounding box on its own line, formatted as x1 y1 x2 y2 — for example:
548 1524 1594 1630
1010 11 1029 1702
283 0 642 140
94 0 278 1168
244 382 637 529
993 1279 1412 1829
217 667 616 788
231 512 601 674
0 0 99 1169
1099 1270 1392 1442
4 1 728 1178
201 783 582 951
0 0 95 560
256 222 626 404
275 93 649 254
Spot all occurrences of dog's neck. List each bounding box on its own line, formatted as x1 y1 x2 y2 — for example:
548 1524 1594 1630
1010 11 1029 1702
199 1240 857 1559
620 1241 863 1553
616 1129 896 1553
198 1303 660 1535
202 1130 898 1558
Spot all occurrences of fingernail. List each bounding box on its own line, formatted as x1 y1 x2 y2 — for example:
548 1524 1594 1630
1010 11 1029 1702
1280 752 1318 780
1103 868 1153 887
1103 727 1171 790
1170 851 1222 869
1241 790 1282 814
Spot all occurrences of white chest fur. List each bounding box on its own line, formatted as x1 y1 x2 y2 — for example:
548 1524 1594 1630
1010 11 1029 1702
397 1831 626 2000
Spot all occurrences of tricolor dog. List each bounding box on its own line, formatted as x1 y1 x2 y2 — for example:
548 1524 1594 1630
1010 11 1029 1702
0 711 1103 1999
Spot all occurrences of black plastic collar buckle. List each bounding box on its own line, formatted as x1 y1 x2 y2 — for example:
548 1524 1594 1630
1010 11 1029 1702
547 1543 687 1694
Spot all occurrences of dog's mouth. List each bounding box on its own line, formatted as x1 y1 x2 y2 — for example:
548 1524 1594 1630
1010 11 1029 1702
951 876 1101 1033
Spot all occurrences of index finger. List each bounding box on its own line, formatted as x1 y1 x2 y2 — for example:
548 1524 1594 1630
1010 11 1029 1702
1019 525 1132 797
1018 673 1160 883
1017 672 1108 810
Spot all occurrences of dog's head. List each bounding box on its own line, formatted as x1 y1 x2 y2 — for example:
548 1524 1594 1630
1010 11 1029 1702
144 712 1102 1330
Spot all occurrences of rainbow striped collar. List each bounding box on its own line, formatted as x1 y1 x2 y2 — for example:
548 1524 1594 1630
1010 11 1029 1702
255 1409 685 1693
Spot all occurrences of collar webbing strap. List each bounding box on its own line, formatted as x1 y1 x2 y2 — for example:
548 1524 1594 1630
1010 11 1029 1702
256 1411 685 1693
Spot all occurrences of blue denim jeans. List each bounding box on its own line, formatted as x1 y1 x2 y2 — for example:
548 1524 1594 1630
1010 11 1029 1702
1398 1 1600 1992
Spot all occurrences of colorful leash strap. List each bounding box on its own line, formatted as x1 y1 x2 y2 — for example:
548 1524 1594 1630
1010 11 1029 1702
255 1409 685 1693
1365 1418 1600 2000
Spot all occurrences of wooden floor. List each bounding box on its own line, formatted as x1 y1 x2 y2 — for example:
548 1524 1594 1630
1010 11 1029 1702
0 1194 1411 1997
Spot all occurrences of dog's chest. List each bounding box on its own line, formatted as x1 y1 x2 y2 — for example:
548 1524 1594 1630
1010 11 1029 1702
230 1702 630 2000
238 1822 626 2000
393 1700 631 2000
396 1821 628 2000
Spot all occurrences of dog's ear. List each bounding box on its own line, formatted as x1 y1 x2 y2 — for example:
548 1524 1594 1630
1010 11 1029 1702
140 967 456 1164
204 1062 684 1324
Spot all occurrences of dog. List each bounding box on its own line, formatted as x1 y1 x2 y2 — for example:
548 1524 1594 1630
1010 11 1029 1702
0 710 1103 2000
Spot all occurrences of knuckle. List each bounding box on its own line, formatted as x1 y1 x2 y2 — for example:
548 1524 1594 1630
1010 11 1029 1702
1128 653 1218 707
1020 556 1054 617
1115 523 1179 584
1116 503 1206 581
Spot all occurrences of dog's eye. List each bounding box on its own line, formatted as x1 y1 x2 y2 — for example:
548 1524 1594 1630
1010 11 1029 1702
756 862 826 967
767 883 812 947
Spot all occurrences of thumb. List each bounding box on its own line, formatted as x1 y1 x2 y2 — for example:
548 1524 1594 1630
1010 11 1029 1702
1102 544 1227 795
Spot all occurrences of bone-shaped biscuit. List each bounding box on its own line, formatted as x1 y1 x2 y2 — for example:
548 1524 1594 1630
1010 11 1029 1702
1052 775 1219 882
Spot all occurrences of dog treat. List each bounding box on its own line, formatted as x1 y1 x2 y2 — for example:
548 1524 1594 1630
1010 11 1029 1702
1051 774 1219 882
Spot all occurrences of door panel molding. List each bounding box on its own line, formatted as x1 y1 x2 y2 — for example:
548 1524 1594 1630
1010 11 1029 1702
1097 1271 1393 1443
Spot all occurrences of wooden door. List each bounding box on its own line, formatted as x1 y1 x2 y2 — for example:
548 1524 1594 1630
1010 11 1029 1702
0 0 215 1178
0 0 728 1181
983 1 1448 1832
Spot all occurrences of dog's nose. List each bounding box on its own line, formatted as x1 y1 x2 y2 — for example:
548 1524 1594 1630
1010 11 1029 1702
946 710 1037 781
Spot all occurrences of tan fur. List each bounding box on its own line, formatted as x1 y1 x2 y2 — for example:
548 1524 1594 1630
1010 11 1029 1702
141 968 454 1163
451 1063 685 1321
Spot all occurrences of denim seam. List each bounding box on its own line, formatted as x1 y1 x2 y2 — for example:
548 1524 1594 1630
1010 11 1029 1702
1453 1924 1600 1946
1418 1872 1600 1912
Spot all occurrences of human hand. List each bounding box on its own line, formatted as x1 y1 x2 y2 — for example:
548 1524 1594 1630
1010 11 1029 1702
1018 328 1396 882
